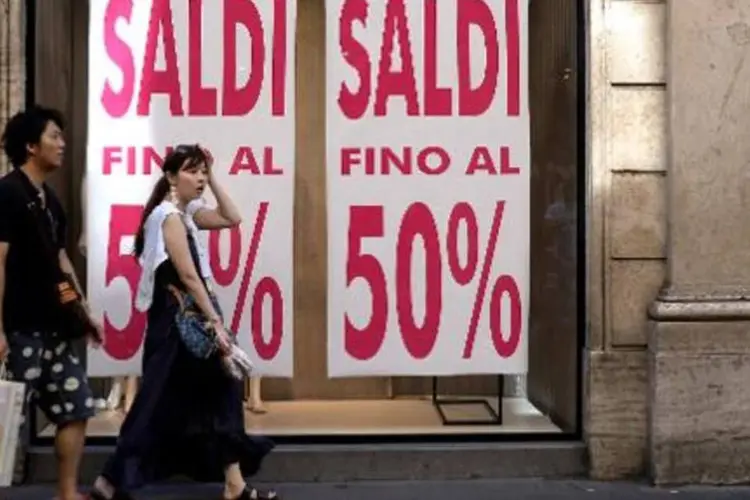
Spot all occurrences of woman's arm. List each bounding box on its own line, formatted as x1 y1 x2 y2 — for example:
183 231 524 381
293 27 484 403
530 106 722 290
163 214 222 323
192 172 242 230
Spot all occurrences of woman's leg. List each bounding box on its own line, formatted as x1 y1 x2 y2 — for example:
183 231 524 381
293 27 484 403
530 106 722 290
124 376 139 413
91 476 116 499
223 463 278 499
246 375 267 414
104 377 124 410
223 463 246 499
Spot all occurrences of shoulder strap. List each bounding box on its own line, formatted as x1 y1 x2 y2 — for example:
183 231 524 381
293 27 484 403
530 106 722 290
9 175 69 284
162 205 203 269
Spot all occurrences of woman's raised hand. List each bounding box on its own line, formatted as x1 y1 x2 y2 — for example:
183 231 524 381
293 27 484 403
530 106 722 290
199 145 214 171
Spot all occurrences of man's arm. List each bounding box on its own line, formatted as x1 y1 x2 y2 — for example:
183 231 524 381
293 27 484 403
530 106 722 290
53 196 88 307
59 249 86 305
0 243 6 333
0 242 7 358
0 185 16 336
59 246 102 345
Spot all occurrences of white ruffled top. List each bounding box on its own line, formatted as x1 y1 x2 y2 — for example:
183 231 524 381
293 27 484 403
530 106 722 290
135 198 212 312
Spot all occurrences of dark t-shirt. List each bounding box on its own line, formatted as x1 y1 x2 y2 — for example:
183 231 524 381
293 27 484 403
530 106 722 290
0 169 67 332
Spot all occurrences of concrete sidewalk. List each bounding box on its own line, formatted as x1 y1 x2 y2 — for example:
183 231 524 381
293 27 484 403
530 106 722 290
6 480 750 499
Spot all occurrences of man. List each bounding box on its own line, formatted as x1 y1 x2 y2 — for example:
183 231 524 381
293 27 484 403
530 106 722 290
0 106 101 500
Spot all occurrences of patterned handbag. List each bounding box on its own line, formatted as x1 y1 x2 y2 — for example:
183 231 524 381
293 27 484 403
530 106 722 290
167 285 224 359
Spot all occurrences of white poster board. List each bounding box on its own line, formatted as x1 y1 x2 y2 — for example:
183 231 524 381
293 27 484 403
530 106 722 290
326 0 529 377
86 0 297 377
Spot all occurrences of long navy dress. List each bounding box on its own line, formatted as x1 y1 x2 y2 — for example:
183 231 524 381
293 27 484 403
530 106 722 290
100 234 274 491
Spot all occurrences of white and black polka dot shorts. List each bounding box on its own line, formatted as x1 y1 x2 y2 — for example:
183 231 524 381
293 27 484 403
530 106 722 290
5 331 95 425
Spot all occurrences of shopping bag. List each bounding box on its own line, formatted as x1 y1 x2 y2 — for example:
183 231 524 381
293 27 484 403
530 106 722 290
0 363 25 487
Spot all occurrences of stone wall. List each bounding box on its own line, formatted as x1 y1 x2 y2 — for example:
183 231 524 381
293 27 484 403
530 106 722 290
0 0 25 175
586 0 667 479
648 0 750 485
0 1 25 482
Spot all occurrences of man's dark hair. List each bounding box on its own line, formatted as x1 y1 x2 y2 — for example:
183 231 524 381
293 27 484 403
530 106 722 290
1 106 65 169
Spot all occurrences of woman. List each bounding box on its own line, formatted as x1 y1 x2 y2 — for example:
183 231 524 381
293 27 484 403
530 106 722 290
90 145 277 500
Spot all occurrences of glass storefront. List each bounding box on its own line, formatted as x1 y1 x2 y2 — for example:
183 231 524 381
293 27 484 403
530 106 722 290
28 0 583 445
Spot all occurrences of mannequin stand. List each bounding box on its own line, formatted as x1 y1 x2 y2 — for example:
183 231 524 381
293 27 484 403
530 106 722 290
102 376 138 413
244 375 267 414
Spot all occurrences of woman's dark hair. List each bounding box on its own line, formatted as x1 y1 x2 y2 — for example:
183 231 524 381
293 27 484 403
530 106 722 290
133 144 208 258
1 106 65 168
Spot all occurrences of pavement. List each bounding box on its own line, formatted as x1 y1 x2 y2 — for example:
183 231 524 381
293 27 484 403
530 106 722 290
7 480 750 499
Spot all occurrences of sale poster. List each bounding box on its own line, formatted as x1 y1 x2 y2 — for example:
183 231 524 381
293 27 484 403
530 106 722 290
326 0 530 377
86 0 296 377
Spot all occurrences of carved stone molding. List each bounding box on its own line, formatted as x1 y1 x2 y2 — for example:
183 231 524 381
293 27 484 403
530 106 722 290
649 284 750 322
0 0 25 175
649 298 750 322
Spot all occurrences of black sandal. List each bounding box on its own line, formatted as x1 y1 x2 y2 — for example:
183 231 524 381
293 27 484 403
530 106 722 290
88 488 109 500
88 488 134 500
227 486 279 499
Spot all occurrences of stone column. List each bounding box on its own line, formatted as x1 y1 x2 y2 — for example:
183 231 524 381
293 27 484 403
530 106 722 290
0 0 26 175
649 0 750 485
0 0 25 484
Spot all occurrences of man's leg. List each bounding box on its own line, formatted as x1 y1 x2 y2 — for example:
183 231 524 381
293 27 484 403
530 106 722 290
55 419 87 500
39 337 95 500
3 332 42 486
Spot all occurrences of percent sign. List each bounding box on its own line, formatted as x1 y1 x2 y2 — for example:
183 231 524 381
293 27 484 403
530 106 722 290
208 201 283 360
101 203 284 362
345 201 522 361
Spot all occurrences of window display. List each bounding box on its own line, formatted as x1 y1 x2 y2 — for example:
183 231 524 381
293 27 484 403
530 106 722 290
31 0 581 442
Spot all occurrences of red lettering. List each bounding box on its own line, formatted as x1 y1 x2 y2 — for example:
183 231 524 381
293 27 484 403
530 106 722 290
338 0 371 119
102 147 122 175
223 0 264 116
505 0 521 116
144 147 168 174
457 0 498 116
374 0 419 116
271 0 288 116
417 146 450 174
499 146 520 174
465 146 495 175
341 146 450 175
465 146 520 175
101 146 169 175
188 0 217 116
341 147 362 175
101 2 287 118
337 0 520 118
101 0 135 118
228 147 280 175
138 0 183 116
423 0 451 116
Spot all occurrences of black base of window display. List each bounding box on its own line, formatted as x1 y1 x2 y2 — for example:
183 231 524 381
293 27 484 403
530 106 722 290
431 375 504 426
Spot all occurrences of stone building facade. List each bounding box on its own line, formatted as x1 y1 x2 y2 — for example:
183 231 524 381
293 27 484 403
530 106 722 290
0 0 25 174
586 0 667 481
587 0 750 485
1 0 749 485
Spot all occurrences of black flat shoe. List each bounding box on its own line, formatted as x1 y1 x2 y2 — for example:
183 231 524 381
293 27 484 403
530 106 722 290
226 486 279 500
88 489 109 500
88 488 134 500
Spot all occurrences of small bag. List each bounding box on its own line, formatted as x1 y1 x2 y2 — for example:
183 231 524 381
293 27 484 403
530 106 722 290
168 285 224 359
167 287 254 380
55 277 100 341
0 364 26 486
